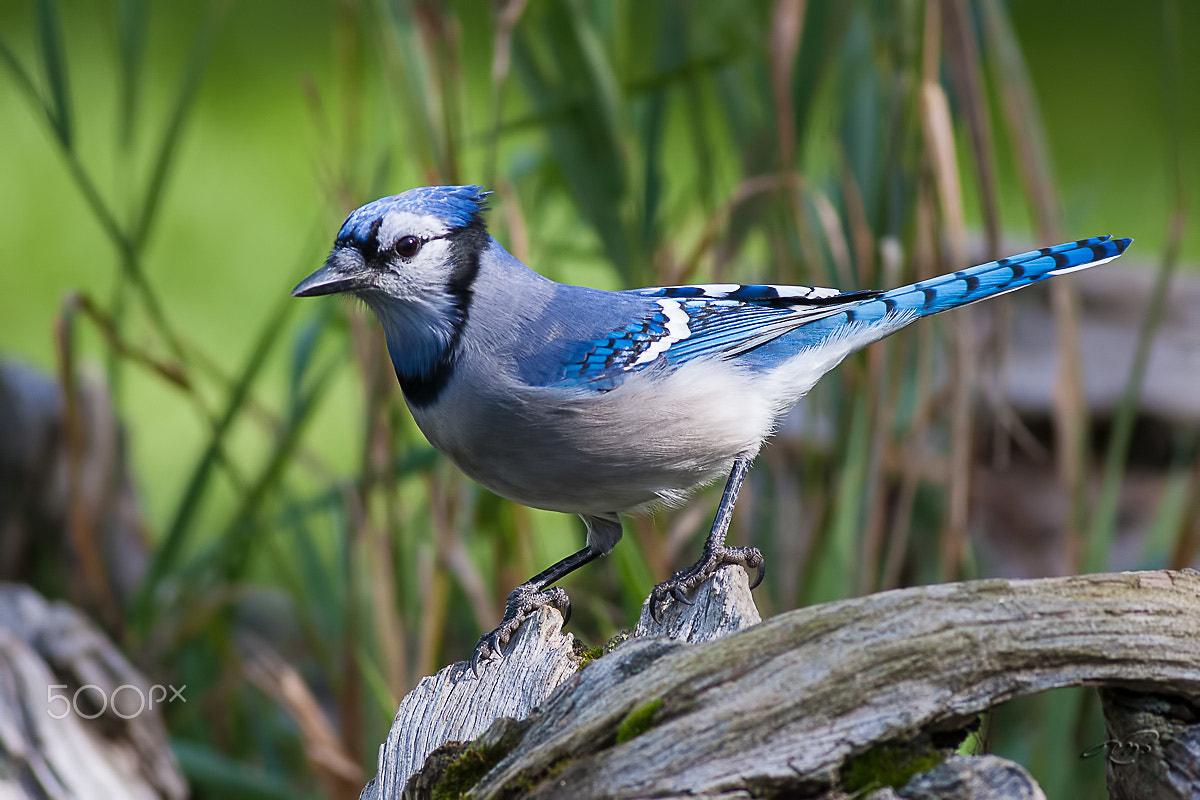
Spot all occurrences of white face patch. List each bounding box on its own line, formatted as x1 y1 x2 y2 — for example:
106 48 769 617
633 299 692 366
376 210 451 251
374 237 455 297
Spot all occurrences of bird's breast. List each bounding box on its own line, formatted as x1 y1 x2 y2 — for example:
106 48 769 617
405 358 780 515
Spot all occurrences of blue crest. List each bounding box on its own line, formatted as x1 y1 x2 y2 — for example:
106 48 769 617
337 185 490 246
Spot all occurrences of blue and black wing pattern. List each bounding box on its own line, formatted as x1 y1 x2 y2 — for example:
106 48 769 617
559 298 692 383
556 284 881 388
551 236 1130 390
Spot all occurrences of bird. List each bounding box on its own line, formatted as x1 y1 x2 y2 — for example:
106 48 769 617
292 184 1130 674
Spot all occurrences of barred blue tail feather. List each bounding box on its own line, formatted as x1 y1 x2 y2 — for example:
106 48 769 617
754 235 1133 371
853 235 1130 326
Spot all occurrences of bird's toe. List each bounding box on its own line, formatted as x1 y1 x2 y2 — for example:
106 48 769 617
648 545 766 622
470 584 571 677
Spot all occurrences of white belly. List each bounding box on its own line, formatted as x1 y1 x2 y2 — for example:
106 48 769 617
409 359 781 515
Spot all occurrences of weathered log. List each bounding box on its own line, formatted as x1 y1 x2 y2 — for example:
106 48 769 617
0 584 186 800
365 568 1200 799
863 755 1045 800
364 603 577 799
362 565 759 798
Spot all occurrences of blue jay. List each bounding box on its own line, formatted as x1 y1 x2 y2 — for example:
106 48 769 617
293 185 1130 673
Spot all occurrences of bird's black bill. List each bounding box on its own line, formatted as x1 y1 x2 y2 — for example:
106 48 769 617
291 262 361 297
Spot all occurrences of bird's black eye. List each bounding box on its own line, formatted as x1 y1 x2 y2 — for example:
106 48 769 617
394 235 422 259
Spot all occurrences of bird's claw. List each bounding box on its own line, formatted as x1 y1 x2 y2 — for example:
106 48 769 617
470 631 504 678
470 584 570 678
749 559 766 590
648 545 765 623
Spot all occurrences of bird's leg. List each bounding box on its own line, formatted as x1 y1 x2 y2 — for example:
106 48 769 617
649 454 763 621
471 544 600 677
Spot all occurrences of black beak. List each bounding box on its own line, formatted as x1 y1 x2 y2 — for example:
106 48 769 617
292 249 369 297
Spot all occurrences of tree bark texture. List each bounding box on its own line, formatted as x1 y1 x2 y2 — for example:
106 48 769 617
0 584 186 800
363 568 1200 799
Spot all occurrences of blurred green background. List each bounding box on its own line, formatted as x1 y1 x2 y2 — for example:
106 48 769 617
1 0 1196 797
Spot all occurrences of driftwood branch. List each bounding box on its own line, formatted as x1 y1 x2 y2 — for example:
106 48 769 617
0 584 186 800
364 568 1200 799
363 566 760 799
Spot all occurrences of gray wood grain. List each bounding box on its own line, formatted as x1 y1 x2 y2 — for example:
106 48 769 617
867 755 1046 800
361 565 758 798
0 584 186 800
369 569 1200 799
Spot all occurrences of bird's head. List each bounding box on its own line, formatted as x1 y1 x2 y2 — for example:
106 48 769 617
293 184 490 304
293 185 492 389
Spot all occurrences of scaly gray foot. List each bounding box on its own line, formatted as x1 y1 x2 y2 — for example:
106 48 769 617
471 583 571 677
649 545 764 623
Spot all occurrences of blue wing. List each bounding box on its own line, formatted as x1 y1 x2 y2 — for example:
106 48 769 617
552 235 1130 390
555 283 881 387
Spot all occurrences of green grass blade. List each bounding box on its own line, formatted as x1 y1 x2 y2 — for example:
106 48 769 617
215 342 342 585
33 0 72 147
1086 0 1186 572
377 0 449 177
134 296 296 627
512 3 631 278
634 1 687 263
132 6 222 249
115 0 147 146
805 382 870 604
0 36 49 115
790 1 853 160
269 502 341 665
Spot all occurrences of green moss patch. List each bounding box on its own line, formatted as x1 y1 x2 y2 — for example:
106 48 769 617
431 742 510 800
574 641 605 671
575 629 634 671
615 699 664 744
840 741 944 794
